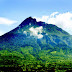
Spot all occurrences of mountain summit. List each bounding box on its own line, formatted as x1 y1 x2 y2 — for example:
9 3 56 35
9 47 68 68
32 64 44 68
19 17 36 27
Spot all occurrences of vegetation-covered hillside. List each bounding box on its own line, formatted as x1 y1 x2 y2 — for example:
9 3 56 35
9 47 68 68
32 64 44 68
0 46 72 72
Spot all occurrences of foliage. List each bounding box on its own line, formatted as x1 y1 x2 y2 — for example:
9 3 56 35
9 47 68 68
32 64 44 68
0 46 72 72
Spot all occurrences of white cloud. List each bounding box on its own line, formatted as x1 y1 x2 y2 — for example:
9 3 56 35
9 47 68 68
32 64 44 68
23 31 27 35
0 17 17 25
29 26 43 38
50 12 59 17
34 12 72 35
23 31 27 34
0 31 5 36
33 16 49 22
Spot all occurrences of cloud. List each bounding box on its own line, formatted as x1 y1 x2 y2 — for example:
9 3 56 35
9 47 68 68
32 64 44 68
29 26 43 38
33 16 49 22
50 12 59 17
0 17 17 25
34 12 72 35
0 30 5 36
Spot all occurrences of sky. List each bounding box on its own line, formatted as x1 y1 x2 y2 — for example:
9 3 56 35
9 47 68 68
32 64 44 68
0 0 72 36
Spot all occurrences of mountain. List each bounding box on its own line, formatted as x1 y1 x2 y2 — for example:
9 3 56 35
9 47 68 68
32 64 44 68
0 17 72 71
0 17 72 52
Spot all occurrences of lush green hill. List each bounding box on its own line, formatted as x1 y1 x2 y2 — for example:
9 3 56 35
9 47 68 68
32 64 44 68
0 46 72 72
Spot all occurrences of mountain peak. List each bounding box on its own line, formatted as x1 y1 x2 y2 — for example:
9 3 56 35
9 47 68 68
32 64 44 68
19 17 36 27
27 16 34 19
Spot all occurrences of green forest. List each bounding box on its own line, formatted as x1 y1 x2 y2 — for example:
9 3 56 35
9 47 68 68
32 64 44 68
0 46 72 72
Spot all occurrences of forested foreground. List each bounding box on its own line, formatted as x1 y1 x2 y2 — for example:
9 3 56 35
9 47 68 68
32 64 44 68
0 46 72 72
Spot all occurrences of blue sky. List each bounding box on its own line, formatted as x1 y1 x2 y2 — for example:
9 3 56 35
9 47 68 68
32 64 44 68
0 0 72 35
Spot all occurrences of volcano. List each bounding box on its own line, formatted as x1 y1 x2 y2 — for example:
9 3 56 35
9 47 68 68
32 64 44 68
0 17 72 71
0 17 72 51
